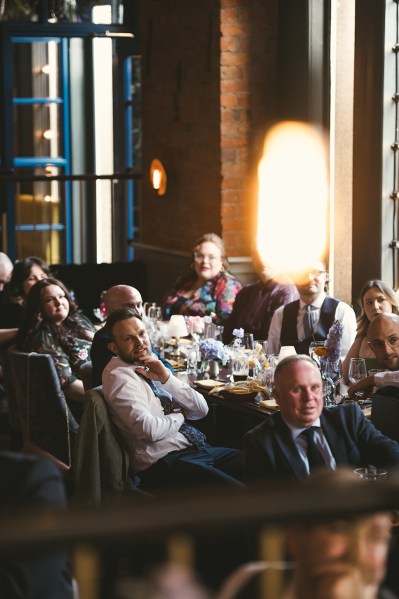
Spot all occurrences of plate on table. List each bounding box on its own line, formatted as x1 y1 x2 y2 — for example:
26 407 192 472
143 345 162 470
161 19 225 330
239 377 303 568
196 379 225 390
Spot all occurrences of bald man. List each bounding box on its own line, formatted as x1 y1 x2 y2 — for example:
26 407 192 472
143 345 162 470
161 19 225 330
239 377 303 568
0 253 13 307
91 285 172 387
348 313 399 398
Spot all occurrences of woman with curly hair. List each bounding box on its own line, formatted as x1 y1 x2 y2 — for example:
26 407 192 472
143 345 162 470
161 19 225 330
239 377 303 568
16 277 95 402
161 232 242 324
342 279 399 383
0 256 49 329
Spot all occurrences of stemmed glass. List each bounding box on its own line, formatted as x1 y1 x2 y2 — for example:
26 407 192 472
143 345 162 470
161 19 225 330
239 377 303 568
348 358 367 384
309 341 326 366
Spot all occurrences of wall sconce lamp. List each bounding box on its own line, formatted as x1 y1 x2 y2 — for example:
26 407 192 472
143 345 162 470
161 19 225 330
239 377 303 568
150 159 167 196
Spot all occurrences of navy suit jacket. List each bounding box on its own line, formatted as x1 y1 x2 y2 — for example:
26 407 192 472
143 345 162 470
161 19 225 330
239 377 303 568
244 403 399 482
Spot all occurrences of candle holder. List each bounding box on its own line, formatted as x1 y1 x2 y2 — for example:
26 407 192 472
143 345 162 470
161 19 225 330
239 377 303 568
168 315 188 358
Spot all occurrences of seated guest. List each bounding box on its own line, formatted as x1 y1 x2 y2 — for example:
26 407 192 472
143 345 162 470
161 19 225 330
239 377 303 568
0 252 13 307
102 307 244 491
267 259 356 358
16 277 95 403
222 244 298 344
284 469 397 599
0 451 74 598
161 233 242 325
0 257 49 329
342 280 399 383
348 312 399 398
243 355 399 483
91 284 173 387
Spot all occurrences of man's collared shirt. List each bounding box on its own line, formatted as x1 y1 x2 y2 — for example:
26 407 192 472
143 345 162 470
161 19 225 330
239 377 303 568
283 416 337 475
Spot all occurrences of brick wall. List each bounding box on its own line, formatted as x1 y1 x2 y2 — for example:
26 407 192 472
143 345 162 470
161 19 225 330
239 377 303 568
140 0 278 257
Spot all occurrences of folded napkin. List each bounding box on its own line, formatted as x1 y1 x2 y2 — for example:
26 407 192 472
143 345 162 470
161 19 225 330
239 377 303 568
209 380 269 398
259 398 279 410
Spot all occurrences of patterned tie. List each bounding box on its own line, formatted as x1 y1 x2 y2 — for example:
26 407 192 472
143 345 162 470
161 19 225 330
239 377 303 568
303 304 314 338
140 374 206 448
300 426 327 473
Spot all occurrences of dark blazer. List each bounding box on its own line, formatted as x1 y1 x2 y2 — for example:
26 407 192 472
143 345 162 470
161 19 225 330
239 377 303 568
0 451 73 598
244 403 399 482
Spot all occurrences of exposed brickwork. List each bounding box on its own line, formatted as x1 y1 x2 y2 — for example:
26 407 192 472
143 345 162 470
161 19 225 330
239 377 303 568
140 0 278 257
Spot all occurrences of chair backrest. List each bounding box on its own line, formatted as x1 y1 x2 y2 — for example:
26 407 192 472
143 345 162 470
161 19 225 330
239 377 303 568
370 387 399 442
79 360 93 391
7 347 79 466
73 386 141 505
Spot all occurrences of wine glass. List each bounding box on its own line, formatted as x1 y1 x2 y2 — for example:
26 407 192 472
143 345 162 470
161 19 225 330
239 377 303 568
348 358 367 384
309 341 326 365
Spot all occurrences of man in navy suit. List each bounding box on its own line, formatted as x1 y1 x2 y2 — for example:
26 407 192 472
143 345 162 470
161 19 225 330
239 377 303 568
244 355 399 482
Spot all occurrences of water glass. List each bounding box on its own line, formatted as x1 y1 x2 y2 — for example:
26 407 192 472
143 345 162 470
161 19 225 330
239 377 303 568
232 354 249 381
186 344 200 375
348 358 367 384
354 467 387 482
243 333 255 350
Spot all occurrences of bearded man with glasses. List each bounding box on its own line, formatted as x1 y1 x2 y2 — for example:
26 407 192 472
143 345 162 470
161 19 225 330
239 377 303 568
348 312 399 398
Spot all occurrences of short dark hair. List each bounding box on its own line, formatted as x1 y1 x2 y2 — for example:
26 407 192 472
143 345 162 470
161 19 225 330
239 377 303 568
105 306 143 341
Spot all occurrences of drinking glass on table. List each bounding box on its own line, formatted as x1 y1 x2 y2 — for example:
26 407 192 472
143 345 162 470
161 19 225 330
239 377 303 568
348 358 367 384
243 333 255 350
232 354 249 382
309 341 326 366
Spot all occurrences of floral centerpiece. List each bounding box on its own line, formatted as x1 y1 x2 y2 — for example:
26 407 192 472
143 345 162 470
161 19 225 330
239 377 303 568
321 320 344 381
232 328 244 347
199 338 229 365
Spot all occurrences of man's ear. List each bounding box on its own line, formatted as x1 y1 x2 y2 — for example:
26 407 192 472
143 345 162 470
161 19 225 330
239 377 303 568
108 341 118 356
273 385 280 405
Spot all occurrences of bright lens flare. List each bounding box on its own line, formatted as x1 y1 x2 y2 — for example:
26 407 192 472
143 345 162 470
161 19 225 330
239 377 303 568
256 122 328 279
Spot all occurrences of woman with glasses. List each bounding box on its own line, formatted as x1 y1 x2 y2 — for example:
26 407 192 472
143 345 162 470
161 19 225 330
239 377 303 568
161 233 242 324
342 279 399 383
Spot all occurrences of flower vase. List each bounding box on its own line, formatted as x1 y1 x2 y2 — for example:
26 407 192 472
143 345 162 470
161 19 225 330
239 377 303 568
209 359 220 378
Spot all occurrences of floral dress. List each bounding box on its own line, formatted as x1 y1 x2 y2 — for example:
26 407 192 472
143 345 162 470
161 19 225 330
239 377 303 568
161 271 242 324
22 317 94 389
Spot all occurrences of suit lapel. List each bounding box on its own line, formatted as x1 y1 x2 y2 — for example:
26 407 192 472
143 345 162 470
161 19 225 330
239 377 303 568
320 411 349 466
273 416 308 479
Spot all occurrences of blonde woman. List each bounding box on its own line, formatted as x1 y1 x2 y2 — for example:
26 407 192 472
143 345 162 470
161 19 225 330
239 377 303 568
342 280 399 383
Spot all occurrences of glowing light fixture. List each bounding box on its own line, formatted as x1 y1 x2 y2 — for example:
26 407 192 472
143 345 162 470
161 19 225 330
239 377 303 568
42 64 51 75
150 159 167 196
43 129 55 140
256 121 329 282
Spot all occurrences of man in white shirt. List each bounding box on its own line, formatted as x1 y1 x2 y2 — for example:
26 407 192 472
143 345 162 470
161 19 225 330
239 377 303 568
102 307 244 491
348 312 399 397
267 260 356 359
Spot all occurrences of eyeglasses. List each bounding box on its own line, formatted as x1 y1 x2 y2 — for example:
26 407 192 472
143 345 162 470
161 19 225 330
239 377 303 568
308 270 326 278
194 252 220 263
368 335 399 351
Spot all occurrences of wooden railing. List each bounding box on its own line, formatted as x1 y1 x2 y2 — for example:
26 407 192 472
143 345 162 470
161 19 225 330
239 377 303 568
1 476 398 599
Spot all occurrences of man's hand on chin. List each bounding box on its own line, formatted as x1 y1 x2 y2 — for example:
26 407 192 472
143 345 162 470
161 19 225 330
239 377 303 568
135 355 171 384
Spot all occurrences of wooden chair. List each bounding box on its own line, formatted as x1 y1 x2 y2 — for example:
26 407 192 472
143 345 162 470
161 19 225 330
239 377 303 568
7 347 79 470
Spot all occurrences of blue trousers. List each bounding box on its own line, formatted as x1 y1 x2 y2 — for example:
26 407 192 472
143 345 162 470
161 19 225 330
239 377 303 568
139 443 245 491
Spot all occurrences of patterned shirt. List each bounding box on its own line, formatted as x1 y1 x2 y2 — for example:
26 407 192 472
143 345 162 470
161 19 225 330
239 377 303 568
22 316 94 388
161 271 242 324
